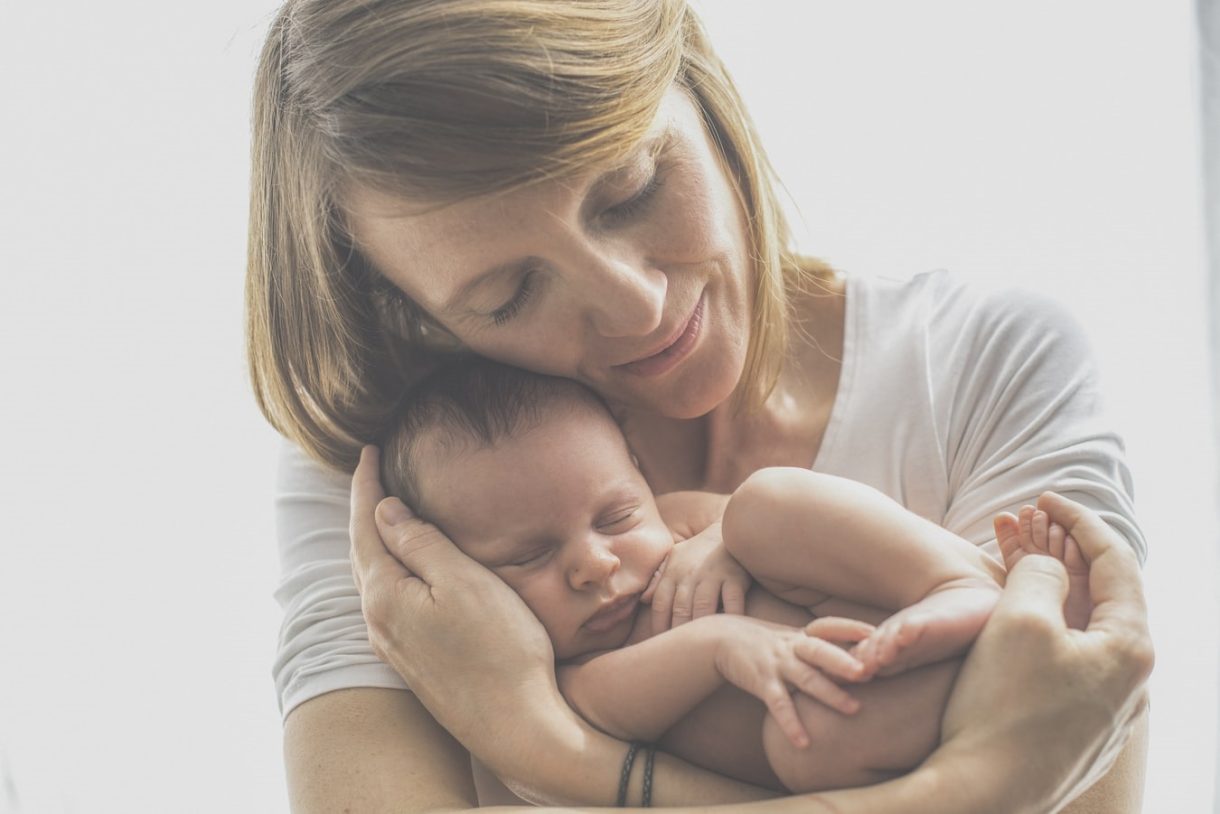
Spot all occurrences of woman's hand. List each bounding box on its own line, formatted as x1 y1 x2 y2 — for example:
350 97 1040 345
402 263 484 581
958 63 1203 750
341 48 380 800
348 445 565 777
928 491 1154 812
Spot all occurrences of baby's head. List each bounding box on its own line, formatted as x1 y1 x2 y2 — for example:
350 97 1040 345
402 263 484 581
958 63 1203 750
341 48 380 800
381 358 672 658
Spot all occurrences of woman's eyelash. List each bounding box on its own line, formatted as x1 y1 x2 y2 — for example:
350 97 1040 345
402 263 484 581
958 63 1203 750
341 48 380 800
490 270 538 326
487 165 663 327
604 167 664 222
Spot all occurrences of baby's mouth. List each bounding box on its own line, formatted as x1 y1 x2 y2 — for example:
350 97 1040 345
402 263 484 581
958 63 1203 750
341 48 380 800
584 592 641 633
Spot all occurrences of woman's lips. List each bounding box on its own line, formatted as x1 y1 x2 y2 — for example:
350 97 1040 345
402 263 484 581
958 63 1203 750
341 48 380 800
584 593 642 633
615 294 705 379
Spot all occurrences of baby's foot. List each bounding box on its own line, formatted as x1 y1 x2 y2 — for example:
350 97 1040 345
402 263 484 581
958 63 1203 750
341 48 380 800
852 580 999 678
994 505 1092 629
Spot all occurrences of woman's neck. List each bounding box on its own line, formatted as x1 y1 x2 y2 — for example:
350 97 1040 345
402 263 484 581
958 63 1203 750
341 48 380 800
624 275 847 494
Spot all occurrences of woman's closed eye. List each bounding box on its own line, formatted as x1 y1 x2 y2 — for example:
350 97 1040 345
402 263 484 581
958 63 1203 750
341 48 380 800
601 165 665 225
490 269 539 326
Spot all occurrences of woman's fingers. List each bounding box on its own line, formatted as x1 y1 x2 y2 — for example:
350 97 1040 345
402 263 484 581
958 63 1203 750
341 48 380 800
991 553 1070 631
1036 492 1154 680
374 497 481 589
349 445 406 593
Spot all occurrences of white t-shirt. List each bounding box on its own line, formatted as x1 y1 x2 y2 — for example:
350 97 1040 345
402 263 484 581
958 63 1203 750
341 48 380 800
271 270 1146 718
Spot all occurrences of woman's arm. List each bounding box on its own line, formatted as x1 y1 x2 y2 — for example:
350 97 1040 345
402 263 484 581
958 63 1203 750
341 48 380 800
347 446 780 809
284 688 477 812
344 449 1151 812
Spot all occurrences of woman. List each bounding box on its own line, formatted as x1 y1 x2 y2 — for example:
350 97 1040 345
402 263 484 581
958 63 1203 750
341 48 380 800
247 1 1152 810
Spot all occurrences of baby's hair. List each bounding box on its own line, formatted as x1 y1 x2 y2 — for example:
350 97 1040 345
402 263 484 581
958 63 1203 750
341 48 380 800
380 356 614 514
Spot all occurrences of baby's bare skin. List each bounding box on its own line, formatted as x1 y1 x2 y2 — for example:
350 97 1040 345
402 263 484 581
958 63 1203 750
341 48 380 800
995 504 1093 629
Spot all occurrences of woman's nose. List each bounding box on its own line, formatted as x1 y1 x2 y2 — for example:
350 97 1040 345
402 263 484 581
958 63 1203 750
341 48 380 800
566 535 621 591
576 246 667 338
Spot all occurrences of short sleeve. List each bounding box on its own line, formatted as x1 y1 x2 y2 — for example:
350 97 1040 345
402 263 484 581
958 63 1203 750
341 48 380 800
272 440 408 720
936 283 1147 563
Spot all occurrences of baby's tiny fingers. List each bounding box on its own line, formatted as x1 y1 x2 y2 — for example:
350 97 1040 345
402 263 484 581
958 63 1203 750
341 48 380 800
650 580 676 633
641 557 668 603
670 580 695 627
762 682 810 749
691 580 720 620
721 579 747 616
795 636 866 682
805 616 875 644
786 662 860 716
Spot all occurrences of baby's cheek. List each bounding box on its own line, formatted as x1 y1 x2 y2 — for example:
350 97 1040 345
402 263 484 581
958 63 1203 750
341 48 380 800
517 589 574 654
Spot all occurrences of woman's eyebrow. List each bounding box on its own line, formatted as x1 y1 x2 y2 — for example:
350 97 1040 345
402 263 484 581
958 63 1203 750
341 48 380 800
587 132 670 197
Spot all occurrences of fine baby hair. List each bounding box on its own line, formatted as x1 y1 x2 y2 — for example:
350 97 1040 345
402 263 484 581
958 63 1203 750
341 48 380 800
379 355 615 515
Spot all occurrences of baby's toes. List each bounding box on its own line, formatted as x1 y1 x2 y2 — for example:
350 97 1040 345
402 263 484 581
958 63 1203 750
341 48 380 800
994 513 1023 569
1031 510 1051 554
1018 505 1038 552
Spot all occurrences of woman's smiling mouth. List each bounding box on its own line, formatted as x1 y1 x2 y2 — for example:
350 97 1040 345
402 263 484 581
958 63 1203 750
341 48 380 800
615 293 705 379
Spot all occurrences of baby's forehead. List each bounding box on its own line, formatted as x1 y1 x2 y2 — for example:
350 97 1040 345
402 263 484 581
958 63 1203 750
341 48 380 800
413 395 633 507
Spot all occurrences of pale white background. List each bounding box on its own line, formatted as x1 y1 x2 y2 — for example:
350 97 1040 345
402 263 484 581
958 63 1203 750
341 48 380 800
1 1 1214 811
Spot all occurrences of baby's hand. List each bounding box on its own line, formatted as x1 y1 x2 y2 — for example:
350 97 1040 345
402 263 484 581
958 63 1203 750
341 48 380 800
712 616 871 749
643 522 751 631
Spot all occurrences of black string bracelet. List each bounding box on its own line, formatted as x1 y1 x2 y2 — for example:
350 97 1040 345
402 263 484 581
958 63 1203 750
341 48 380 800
641 743 656 807
617 742 642 807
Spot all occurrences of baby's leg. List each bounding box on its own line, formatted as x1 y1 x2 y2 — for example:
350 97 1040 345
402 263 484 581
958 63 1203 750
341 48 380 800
723 468 1003 676
995 504 1092 629
762 658 960 792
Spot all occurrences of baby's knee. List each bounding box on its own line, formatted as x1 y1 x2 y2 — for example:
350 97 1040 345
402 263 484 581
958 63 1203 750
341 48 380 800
722 468 797 563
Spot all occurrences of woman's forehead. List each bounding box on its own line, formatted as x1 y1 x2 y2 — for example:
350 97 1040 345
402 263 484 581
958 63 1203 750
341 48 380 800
342 89 698 293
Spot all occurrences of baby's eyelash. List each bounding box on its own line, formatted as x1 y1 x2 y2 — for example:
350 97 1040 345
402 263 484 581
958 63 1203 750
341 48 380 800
490 271 538 326
506 547 549 568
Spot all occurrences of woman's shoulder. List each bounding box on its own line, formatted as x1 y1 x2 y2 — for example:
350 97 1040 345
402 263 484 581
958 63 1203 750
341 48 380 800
848 269 1092 360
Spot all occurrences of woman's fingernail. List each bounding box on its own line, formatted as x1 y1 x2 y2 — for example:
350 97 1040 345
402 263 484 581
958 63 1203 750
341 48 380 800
378 499 410 526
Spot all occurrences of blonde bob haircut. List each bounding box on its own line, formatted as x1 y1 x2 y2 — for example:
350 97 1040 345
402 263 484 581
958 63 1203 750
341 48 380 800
246 0 834 471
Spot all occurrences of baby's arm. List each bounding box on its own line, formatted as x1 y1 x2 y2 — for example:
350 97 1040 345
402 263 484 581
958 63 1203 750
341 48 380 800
557 615 868 748
723 468 1004 675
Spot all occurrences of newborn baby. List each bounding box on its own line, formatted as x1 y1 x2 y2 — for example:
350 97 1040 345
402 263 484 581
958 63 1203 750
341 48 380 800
379 358 1085 792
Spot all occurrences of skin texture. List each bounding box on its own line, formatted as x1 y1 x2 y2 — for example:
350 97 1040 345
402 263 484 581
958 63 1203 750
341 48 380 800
346 88 753 422
290 477 1152 812
287 72 1151 814
412 402 673 660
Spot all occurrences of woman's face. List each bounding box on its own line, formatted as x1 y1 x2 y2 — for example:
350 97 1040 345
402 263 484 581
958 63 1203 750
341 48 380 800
346 87 753 418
